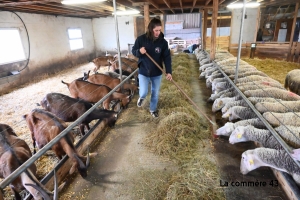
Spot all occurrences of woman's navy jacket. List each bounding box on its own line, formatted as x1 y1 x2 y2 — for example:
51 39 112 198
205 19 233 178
132 32 172 77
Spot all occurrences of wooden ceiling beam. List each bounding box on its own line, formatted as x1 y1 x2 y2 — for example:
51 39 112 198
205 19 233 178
179 0 183 13
150 4 213 10
162 0 175 14
62 4 108 13
132 1 165 13
0 0 60 7
261 0 299 7
205 0 212 6
190 0 197 13
12 4 110 16
219 0 225 5
3 6 107 18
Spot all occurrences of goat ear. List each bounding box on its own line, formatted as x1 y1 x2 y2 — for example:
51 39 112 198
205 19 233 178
31 115 39 125
69 164 76 175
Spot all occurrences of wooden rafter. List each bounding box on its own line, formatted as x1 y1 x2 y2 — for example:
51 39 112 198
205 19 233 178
219 0 225 5
162 0 175 14
205 0 212 6
4 6 107 18
190 0 197 13
179 0 183 13
0 0 60 7
132 1 165 14
150 4 213 11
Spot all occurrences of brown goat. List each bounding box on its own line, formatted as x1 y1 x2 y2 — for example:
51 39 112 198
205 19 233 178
92 56 114 73
23 109 90 178
61 79 132 110
109 57 138 73
82 71 138 95
0 123 54 200
39 92 119 135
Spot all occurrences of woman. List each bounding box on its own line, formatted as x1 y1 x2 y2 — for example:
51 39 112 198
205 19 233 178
132 17 172 118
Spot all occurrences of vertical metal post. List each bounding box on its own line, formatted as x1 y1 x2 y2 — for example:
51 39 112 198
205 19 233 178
234 0 247 83
112 0 122 80
200 10 203 50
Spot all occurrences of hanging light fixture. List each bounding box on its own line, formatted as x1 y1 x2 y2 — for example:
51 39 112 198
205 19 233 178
112 10 140 16
61 0 106 5
227 1 260 9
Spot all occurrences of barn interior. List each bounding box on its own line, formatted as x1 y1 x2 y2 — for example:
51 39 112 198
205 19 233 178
0 0 300 199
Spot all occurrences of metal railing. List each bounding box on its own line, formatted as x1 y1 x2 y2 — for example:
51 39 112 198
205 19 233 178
0 69 137 191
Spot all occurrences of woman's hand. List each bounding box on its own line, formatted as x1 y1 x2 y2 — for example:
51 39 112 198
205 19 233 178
166 73 172 81
139 47 146 54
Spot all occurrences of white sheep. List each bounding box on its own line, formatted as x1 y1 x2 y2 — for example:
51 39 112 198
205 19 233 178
222 106 257 121
211 77 228 91
205 66 220 77
236 75 281 85
238 83 285 92
200 58 210 65
206 72 224 87
228 71 268 80
263 112 300 127
222 67 257 75
207 88 234 102
240 148 300 185
230 125 300 149
244 88 300 101
255 100 300 113
236 80 283 88
212 96 241 112
216 118 266 136
221 100 249 114
214 81 233 93
199 66 219 79
220 90 240 98
229 125 282 149
199 63 214 71
248 97 282 105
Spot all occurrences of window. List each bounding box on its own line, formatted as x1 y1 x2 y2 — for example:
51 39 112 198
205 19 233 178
0 29 26 65
68 28 83 50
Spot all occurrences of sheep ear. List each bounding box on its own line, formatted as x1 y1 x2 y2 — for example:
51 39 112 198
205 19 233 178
237 133 242 139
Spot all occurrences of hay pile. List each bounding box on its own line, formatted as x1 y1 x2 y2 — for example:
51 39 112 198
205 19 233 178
138 53 225 199
243 58 300 85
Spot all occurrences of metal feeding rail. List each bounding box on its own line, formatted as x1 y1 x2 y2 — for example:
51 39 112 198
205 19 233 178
0 70 138 197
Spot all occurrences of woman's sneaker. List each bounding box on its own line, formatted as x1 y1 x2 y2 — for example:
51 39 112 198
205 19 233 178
137 98 144 107
150 111 159 118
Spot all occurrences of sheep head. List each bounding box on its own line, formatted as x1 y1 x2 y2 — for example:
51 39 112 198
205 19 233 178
229 126 247 144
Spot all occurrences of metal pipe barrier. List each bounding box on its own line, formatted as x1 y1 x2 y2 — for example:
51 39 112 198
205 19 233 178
0 69 137 190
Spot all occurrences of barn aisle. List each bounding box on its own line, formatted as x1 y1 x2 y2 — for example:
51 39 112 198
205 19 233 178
59 95 178 199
